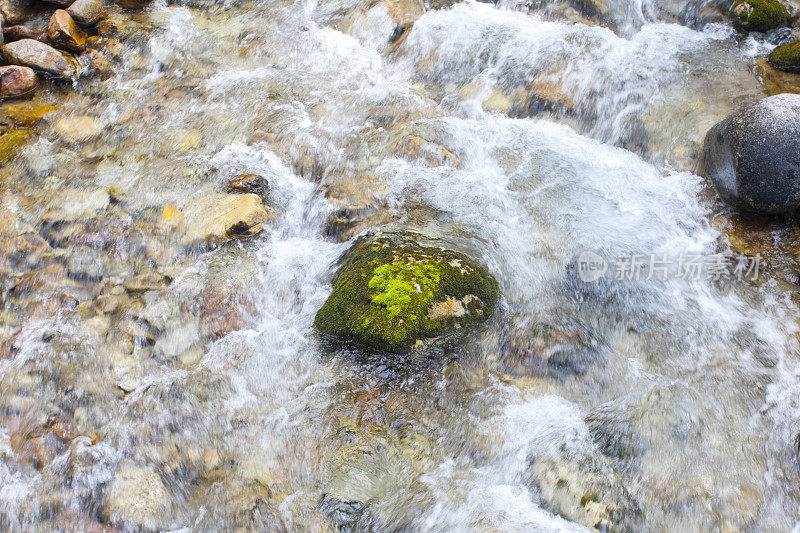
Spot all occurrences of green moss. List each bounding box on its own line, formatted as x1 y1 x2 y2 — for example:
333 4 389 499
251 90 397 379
314 232 499 353
733 0 788 32
369 260 440 321
769 40 800 72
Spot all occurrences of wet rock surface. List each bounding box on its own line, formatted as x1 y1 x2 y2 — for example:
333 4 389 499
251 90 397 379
315 232 499 353
66 0 107 26
769 39 800 72
0 64 36 98
2 38 74 78
160 193 274 248
0 0 799 530
702 93 800 213
46 10 86 53
731 0 788 31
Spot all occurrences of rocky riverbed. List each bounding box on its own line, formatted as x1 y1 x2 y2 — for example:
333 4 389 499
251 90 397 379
3 0 800 530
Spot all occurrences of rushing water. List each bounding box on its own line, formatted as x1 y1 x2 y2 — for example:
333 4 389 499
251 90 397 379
2 0 800 530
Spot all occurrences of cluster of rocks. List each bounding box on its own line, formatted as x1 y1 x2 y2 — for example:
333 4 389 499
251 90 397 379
1 0 109 100
0 168 277 529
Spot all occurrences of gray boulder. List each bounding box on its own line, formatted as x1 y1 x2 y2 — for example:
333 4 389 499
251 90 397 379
701 93 800 214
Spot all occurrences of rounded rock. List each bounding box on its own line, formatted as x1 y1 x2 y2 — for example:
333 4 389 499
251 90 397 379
1 39 75 78
731 0 788 32
701 93 800 213
768 40 800 72
227 173 268 195
0 65 37 99
314 231 499 354
66 0 108 26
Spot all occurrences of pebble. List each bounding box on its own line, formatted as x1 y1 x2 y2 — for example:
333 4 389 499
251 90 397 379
54 116 103 143
0 64 36 98
104 461 169 529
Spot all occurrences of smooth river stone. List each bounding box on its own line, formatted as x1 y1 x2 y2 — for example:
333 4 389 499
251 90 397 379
702 93 800 213
47 10 86 52
0 65 37 98
67 0 108 26
1 39 75 78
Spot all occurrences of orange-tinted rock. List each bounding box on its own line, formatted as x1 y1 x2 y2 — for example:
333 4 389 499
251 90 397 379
47 10 86 53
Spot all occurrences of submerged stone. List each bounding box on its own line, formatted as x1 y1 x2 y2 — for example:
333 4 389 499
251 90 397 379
314 232 499 353
3 25 48 44
731 0 788 32
161 193 274 248
769 40 800 72
0 128 29 163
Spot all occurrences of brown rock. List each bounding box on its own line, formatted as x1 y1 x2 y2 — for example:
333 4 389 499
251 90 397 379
67 0 108 26
47 10 86 52
57 509 118 533
94 17 121 37
1 39 75 78
80 48 114 78
756 58 800 96
227 173 268 195
385 0 424 27
394 134 460 167
198 284 251 339
528 80 575 114
40 0 73 7
123 271 170 293
3 25 48 43
0 65 37 99
0 0 32 25
160 193 274 248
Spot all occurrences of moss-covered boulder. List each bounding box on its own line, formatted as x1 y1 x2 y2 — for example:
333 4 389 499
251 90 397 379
769 40 800 72
314 232 499 353
731 0 788 32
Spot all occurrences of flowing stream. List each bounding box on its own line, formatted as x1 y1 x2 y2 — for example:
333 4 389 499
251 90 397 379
3 0 800 530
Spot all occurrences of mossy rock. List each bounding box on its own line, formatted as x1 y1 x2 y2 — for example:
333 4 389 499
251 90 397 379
769 40 800 73
314 232 499 353
731 0 788 32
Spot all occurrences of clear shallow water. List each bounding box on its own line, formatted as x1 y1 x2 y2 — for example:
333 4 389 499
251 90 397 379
2 0 800 530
